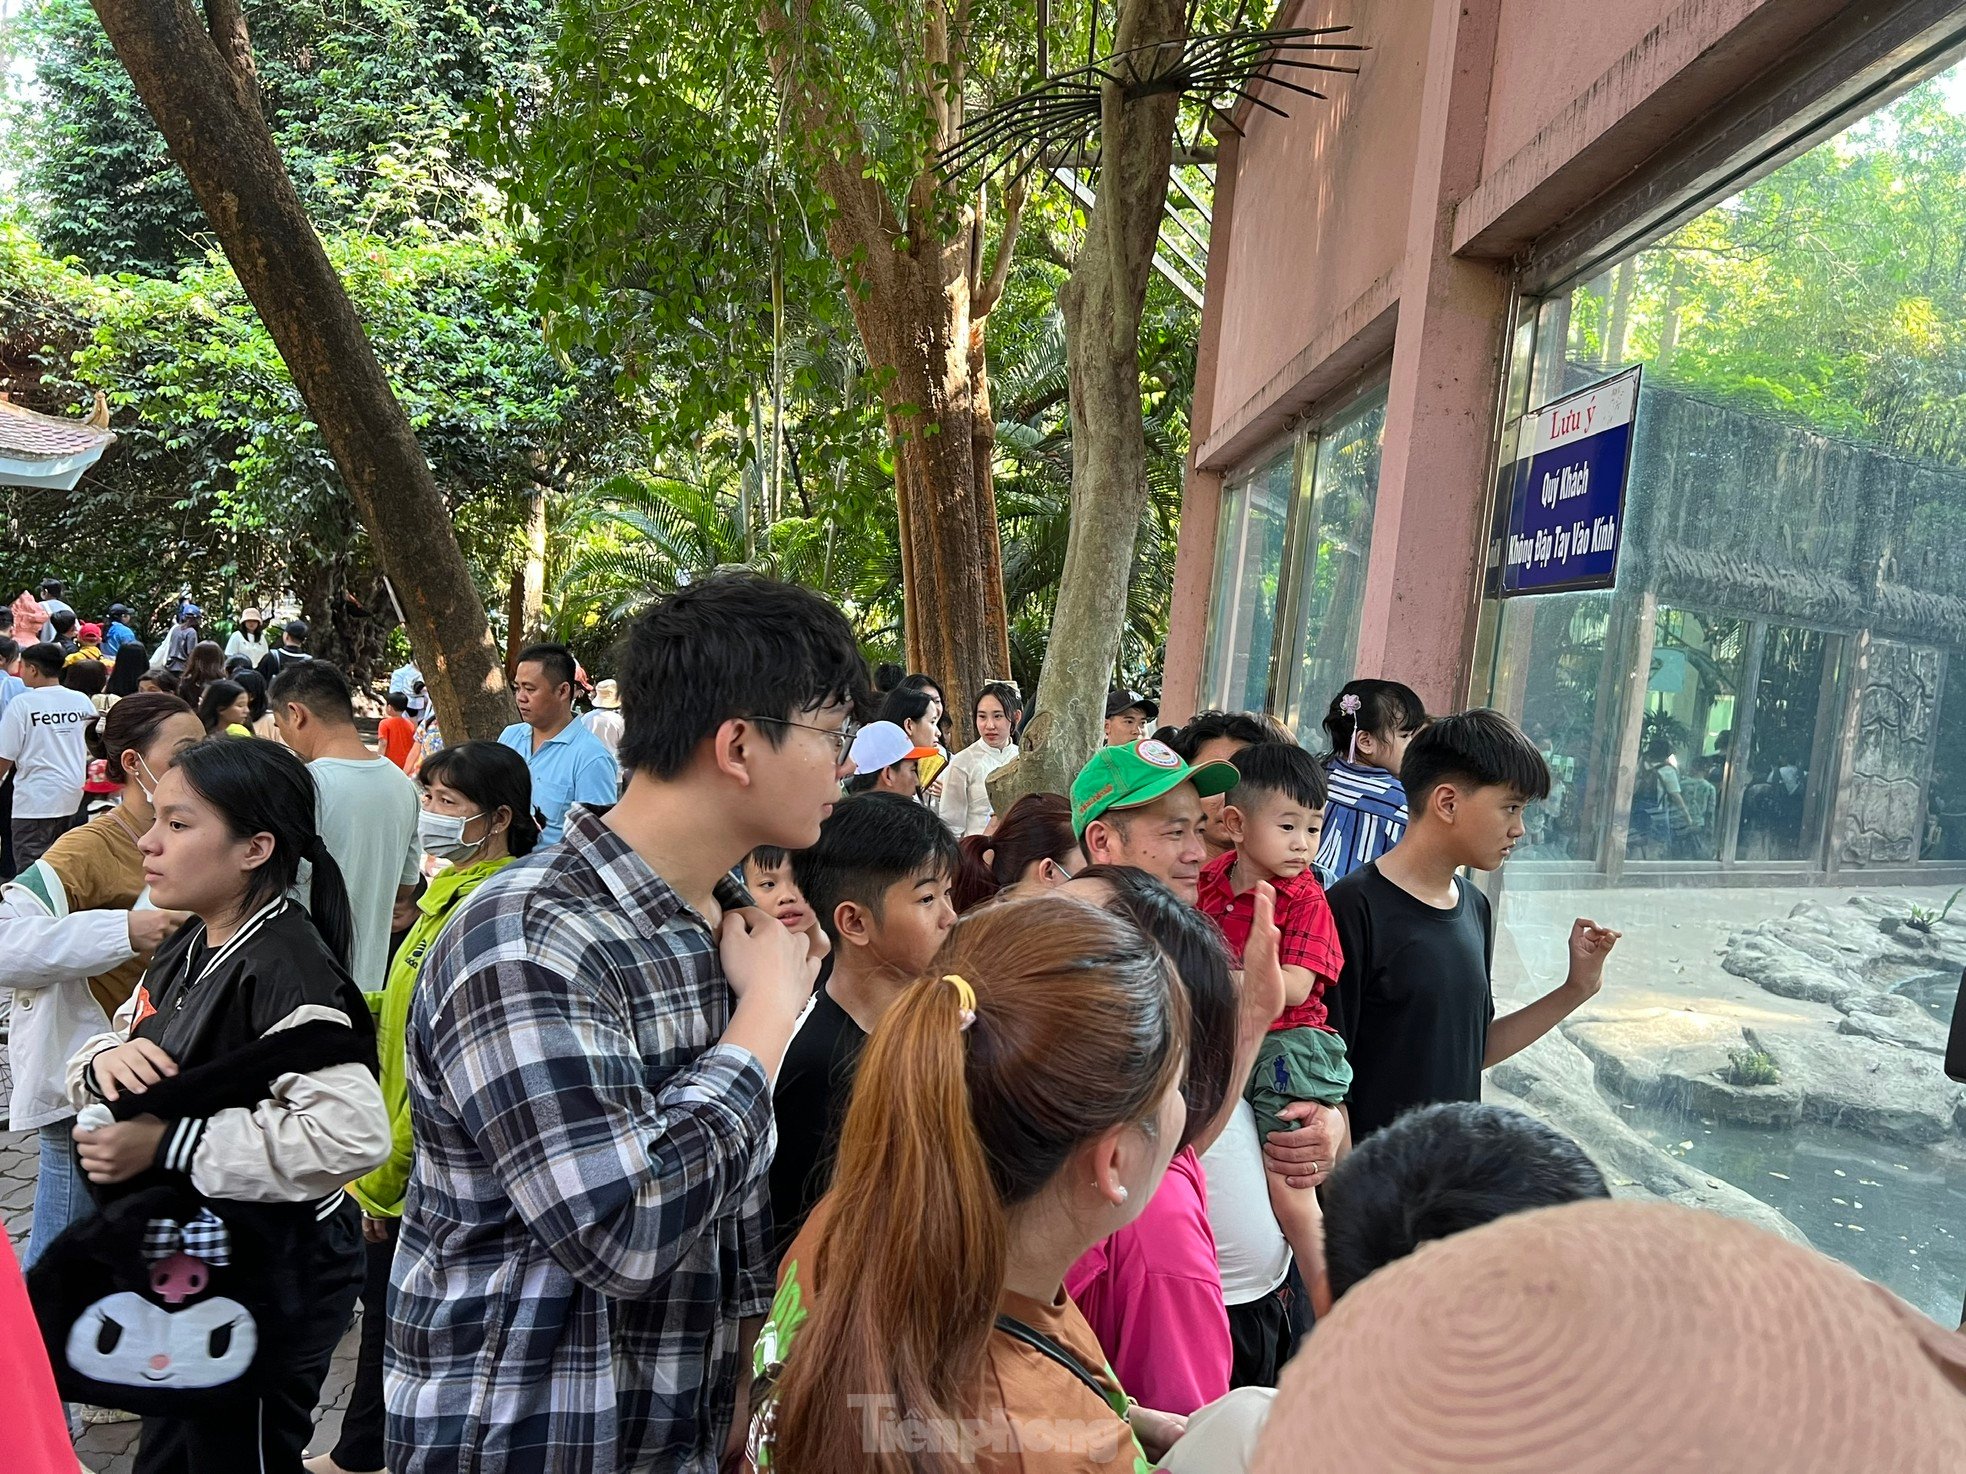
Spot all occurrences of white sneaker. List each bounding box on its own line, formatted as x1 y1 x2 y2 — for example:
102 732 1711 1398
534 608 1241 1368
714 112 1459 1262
78 1404 139 1425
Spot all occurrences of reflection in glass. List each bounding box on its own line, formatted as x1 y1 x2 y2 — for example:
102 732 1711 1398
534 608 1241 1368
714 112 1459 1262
1474 62 1966 1322
1494 591 1611 863
1737 625 1832 861
1200 446 1294 711
1926 680 1966 860
1630 608 1748 862
1282 394 1387 737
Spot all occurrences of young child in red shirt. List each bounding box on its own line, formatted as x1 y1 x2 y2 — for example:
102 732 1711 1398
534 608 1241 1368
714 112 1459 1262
1198 742 1348 1246
378 690 417 770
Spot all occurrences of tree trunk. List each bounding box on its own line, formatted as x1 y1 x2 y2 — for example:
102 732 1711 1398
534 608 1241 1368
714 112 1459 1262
760 0 1012 721
90 0 515 742
1606 257 1637 367
998 0 1187 805
294 554 393 695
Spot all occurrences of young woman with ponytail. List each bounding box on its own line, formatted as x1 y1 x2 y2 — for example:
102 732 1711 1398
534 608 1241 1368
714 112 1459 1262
752 895 1196 1472
950 791 1080 912
59 737 389 1471
0 693 203 1268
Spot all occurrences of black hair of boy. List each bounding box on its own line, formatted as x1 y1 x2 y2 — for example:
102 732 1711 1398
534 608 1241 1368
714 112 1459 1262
1322 679 1427 756
1321 1101 1609 1299
1399 708 1551 809
386 690 410 713
616 571 866 780
0 636 19 665
51 608 78 635
20 642 65 680
792 793 959 945
1227 740 1329 814
1168 709 1295 763
270 657 357 723
746 844 790 873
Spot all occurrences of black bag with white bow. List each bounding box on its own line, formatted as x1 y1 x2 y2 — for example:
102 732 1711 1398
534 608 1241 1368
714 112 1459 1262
26 1019 372 1415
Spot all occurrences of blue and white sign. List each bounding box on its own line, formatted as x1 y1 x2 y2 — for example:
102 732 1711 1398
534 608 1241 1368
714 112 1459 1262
1498 365 1640 597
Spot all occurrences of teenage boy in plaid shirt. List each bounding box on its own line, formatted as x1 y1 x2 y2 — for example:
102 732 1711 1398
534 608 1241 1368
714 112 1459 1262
385 573 857 1474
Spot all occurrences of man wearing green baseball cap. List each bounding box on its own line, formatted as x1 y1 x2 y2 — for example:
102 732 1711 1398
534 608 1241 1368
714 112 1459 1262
1071 737 1239 904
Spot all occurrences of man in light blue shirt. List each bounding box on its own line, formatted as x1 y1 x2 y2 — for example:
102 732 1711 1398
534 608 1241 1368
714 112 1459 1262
498 642 619 845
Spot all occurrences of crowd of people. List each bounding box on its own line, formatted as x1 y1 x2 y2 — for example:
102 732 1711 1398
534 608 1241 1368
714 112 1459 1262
2 571 1964 1473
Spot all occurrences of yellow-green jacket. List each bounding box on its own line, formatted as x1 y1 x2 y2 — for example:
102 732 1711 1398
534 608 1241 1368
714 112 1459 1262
348 855 514 1217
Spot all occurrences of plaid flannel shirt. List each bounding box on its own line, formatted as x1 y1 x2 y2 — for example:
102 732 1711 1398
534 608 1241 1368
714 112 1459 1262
385 807 775 1474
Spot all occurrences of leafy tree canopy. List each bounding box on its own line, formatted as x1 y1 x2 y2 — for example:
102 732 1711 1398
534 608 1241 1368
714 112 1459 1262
10 0 555 276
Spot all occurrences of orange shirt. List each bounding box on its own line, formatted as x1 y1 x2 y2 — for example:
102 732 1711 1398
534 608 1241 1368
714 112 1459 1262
764 1208 1149 1472
379 713 417 769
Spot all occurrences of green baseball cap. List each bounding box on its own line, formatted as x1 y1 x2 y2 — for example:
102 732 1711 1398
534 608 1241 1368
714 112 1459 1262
1071 737 1239 837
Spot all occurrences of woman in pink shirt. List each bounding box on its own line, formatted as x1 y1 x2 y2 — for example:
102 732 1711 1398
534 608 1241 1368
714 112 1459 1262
1063 864 1285 1414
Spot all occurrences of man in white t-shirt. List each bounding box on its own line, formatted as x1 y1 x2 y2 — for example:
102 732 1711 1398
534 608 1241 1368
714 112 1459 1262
270 659 422 990
0 643 96 869
35 580 74 645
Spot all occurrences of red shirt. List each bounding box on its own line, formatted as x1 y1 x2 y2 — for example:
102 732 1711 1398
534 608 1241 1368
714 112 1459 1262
1198 849 1344 1032
379 712 417 769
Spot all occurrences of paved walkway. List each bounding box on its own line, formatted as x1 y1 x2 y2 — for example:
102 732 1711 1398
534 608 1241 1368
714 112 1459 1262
2 1128 365 1474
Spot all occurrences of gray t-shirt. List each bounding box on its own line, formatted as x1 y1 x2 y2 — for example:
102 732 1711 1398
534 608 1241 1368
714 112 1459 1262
309 755 421 989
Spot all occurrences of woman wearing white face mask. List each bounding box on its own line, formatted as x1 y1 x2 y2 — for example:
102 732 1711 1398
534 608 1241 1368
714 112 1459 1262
308 740 535 1474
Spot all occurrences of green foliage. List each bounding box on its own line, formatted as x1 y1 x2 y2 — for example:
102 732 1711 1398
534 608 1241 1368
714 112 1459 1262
1904 886 1963 934
1724 1047 1781 1088
1574 78 1966 468
0 222 620 631
10 0 556 276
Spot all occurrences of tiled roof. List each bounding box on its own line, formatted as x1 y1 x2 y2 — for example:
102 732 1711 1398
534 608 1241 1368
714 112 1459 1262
0 395 115 461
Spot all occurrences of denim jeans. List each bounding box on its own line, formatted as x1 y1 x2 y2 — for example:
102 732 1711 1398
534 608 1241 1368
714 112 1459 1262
26 1116 91 1270
28 1117 89 1439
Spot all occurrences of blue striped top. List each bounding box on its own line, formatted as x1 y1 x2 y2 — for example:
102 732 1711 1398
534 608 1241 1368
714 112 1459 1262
1318 757 1410 881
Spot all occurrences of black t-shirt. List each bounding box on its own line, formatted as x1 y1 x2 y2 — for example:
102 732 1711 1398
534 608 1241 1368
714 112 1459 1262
1325 860 1495 1142
768 985 866 1262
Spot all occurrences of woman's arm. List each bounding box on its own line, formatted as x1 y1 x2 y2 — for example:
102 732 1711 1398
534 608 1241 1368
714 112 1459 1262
170 1004 389 1202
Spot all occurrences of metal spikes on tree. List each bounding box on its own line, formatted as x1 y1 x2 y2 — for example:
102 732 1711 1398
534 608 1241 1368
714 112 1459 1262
937 27 1362 182
943 9 1359 809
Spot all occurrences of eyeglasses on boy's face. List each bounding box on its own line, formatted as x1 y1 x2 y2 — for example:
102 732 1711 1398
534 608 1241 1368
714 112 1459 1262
746 715 858 764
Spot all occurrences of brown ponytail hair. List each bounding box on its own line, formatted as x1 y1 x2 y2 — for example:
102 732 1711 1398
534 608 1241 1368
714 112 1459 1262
769 896 1187 1474
84 692 196 784
949 792 1076 913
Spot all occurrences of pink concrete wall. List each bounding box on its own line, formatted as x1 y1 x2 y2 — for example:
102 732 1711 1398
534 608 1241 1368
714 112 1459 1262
1202 0 1429 444
1481 0 1679 178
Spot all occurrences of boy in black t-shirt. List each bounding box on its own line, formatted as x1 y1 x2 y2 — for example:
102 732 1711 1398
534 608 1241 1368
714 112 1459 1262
768 793 958 1258
1325 709 1620 1143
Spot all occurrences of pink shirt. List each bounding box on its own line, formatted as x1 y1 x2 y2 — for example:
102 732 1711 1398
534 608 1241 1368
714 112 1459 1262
1065 1146 1233 1415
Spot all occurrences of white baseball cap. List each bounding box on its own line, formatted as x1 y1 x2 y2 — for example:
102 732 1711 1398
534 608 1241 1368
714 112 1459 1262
849 721 936 774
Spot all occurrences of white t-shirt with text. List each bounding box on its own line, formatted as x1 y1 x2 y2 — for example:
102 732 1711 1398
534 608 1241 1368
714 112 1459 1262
0 684 98 818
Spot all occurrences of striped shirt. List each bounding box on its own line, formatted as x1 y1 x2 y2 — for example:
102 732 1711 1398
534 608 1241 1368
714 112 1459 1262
385 806 774 1474
1317 758 1410 883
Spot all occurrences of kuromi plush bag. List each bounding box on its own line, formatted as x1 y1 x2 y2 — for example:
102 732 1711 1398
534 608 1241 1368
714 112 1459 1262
27 1182 266 1414
26 1019 371 1414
